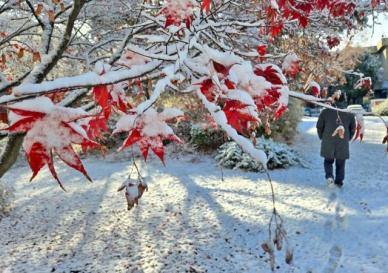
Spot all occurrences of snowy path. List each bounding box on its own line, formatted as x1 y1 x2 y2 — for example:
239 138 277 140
1 117 387 273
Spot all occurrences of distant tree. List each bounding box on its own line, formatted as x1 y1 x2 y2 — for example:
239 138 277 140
342 52 382 105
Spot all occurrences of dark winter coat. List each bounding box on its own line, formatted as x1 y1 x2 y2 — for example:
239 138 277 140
316 108 356 160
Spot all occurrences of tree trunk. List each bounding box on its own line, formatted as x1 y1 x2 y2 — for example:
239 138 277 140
0 134 24 178
0 0 85 179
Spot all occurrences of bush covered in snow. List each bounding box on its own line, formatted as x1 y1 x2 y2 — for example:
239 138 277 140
0 184 13 219
190 125 226 151
215 138 303 172
374 99 388 116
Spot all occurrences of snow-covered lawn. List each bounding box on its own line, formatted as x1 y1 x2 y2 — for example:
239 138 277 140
0 117 387 273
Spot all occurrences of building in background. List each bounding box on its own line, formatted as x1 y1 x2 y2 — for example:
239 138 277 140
373 38 388 98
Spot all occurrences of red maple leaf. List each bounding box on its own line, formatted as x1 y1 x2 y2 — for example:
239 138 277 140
80 115 109 152
223 100 257 135
115 108 183 164
327 36 340 49
93 85 111 119
212 60 233 77
198 78 216 102
201 0 211 13
92 84 130 119
1 97 95 190
257 44 267 62
165 14 177 28
254 65 286 85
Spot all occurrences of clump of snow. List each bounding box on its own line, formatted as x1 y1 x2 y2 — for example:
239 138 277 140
94 61 111 75
113 107 183 138
6 97 90 153
202 45 242 68
117 50 150 67
282 53 299 72
160 0 196 26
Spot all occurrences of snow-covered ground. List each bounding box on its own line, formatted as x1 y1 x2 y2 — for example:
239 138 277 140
0 117 387 273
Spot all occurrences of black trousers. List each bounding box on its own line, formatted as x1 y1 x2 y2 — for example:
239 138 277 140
324 158 346 184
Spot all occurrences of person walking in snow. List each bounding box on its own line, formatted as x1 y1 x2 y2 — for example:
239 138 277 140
316 90 356 188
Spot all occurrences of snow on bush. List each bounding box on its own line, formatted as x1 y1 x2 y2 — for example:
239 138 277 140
215 138 303 172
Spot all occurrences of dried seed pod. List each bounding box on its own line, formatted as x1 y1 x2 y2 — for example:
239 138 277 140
261 240 274 254
285 246 294 264
275 228 283 251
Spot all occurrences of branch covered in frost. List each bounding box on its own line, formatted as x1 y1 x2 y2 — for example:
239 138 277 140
197 89 268 168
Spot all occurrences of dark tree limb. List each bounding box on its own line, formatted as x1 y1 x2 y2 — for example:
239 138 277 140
0 0 86 179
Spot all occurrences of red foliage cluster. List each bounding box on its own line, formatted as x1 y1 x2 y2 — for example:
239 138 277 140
1 99 95 190
114 109 183 164
199 61 288 136
262 0 359 37
326 36 340 49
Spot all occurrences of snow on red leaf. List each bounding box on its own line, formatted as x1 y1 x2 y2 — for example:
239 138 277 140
254 65 286 85
80 115 107 152
263 88 281 107
160 0 195 29
2 116 38 132
270 23 283 37
223 100 257 135
119 128 142 151
115 108 183 163
224 79 236 90
213 60 232 76
308 81 321 97
311 86 320 97
92 85 111 119
282 53 301 79
199 78 216 102
55 146 92 182
3 97 93 188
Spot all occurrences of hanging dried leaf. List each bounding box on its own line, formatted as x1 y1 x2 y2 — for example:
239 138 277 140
32 51 41 63
285 247 294 264
35 3 43 16
48 10 55 22
17 48 24 59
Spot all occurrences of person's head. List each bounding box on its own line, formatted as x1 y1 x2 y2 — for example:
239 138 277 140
332 90 341 101
321 87 328 98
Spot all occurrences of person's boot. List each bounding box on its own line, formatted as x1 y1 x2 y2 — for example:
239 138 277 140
334 180 343 188
327 177 334 187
